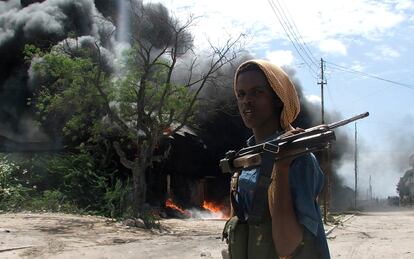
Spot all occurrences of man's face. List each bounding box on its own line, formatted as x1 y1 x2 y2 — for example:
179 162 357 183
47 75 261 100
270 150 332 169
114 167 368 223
235 70 282 130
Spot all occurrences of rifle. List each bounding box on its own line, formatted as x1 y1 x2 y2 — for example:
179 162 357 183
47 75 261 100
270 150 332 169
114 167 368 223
219 112 369 174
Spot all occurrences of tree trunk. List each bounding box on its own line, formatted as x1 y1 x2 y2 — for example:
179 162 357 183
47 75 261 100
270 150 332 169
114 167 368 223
131 164 147 217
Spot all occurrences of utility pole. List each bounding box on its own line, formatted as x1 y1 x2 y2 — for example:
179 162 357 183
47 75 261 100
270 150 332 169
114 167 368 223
369 175 372 200
318 58 326 124
318 58 330 223
354 122 358 210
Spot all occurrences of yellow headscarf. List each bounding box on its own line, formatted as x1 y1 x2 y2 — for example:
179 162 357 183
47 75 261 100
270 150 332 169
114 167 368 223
234 59 300 131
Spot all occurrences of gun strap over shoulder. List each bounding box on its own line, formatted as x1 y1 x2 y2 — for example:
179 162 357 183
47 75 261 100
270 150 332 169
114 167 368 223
230 172 245 221
248 142 279 225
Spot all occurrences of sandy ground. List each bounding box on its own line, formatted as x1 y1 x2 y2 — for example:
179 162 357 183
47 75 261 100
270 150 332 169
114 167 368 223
0 207 413 258
327 207 414 259
0 213 227 259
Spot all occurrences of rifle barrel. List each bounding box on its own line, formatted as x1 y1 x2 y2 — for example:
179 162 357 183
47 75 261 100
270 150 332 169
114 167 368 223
327 112 369 129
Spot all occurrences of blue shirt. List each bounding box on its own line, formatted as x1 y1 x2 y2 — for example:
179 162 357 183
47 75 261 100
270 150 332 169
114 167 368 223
237 134 331 259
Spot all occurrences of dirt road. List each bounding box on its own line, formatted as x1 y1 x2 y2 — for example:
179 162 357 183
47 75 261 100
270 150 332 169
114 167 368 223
0 213 226 259
328 207 414 258
1 208 413 258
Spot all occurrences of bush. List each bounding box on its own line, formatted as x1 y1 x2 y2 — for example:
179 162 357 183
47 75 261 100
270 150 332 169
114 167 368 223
0 156 32 211
0 153 123 215
104 178 131 218
141 206 161 229
0 184 32 211
29 190 80 213
43 152 108 211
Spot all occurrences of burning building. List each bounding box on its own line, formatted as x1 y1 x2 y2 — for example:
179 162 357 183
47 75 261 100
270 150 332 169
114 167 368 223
0 0 358 218
147 125 234 218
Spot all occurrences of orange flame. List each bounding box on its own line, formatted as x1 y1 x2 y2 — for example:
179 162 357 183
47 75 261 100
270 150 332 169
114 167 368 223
202 201 229 219
165 198 191 217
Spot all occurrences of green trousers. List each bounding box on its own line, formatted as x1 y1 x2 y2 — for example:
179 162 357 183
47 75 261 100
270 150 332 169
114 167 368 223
223 216 322 259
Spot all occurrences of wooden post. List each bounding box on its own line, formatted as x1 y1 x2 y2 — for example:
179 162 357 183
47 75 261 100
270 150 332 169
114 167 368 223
167 174 171 197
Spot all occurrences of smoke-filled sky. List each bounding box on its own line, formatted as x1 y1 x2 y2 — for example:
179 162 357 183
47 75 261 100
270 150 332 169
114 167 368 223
0 0 115 140
146 0 414 198
1 0 413 198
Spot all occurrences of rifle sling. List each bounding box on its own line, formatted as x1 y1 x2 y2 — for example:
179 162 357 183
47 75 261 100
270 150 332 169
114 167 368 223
229 172 245 221
248 143 278 225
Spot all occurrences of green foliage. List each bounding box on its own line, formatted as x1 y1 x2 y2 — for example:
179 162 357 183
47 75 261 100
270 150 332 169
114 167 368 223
43 152 108 210
23 44 43 63
103 178 131 218
0 183 32 211
141 206 161 229
26 44 111 143
27 41 199 150
0 153 124 216
0 155 33 211
22 36 203 217
30 190 80 213
116 45 195 130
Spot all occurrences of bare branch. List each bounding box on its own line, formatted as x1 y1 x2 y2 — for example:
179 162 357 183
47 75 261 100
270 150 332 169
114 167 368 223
186 57 197 87
93 42 131 134
131 35 150 63
113 141 135 169
131 13 198 127
168 34 243 136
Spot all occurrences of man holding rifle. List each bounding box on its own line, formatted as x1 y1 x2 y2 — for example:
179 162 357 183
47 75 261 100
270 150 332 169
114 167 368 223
222 59 330 259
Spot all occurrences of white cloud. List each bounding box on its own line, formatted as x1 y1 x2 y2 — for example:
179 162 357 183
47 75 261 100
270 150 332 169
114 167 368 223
366 45 401 61
395 0 414 11
265 50 294 66
349 61 365 72
144 0 406 52
306 94 321 104
318 39 347 55
379 46 400 58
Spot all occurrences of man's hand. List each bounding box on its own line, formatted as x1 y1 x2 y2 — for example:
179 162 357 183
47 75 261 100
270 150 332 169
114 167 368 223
275 127 305 171
269 127 306 256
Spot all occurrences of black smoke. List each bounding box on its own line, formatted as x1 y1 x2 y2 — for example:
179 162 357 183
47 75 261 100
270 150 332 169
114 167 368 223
20 0 45 8
0 0 201 144
0 0 113 140
289 70 355 210
0 0 356 210
194 59 355 211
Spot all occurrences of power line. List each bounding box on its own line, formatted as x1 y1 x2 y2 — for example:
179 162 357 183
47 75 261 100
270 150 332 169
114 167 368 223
267 0 318 77
272 0 319 68
325 80 338 111
266 0 414 92
277 0 319 68
325 61 414 90
268 0 316 75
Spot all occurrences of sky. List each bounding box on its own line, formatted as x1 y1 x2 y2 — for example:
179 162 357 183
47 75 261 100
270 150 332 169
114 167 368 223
144 0 414 198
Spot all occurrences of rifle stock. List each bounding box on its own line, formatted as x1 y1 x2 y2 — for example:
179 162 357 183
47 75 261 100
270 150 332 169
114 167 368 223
219 112 369 174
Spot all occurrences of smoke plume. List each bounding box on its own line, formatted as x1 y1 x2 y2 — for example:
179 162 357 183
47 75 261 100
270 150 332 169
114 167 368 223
0 0 371 211
336 114 414 200
0 0 113 140
194 59 356 210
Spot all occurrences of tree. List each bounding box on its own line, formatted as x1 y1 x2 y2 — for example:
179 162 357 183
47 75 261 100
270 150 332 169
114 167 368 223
28 2 242 216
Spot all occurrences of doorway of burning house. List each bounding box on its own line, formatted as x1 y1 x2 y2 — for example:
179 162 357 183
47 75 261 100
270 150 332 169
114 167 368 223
147 129 231 216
